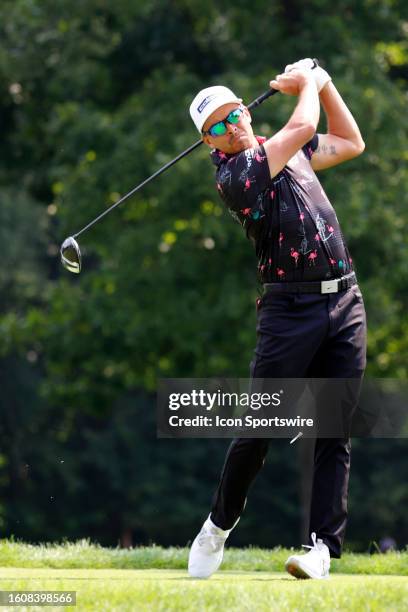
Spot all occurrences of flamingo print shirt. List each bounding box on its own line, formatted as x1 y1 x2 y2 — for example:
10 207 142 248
211 134 354 282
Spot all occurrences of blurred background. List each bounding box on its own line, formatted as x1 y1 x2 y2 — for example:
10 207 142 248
0 0 407 552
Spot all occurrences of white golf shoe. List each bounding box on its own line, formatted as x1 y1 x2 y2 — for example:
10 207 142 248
188 515 236 578
285 532 331 579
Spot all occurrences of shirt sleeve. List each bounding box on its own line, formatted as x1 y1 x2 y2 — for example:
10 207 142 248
216 144 271 213
302 133 319 161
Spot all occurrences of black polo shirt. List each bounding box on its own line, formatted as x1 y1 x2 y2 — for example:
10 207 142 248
211 134 354 282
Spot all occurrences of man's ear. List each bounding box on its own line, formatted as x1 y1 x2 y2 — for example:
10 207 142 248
202 135 213 147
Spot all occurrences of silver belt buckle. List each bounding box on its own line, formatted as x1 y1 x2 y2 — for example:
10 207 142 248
321 279 339 294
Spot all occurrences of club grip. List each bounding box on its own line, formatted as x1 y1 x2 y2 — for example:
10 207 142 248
247 58 320 110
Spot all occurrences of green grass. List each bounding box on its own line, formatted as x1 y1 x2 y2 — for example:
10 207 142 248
0 538 407 575
1 541 407 611
0 569 407 612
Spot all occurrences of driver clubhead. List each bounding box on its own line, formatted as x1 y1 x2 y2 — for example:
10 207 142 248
60 236 81 274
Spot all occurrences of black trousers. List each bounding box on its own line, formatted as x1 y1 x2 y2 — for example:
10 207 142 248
210 284 367 558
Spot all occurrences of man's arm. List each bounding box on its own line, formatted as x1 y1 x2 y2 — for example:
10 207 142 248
311 81 365 171
263 69 320 179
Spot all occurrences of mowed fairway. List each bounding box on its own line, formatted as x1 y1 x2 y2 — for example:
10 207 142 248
1 568 407 611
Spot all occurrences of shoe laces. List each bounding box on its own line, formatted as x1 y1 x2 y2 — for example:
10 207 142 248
302 532 329 572
302 531 324 553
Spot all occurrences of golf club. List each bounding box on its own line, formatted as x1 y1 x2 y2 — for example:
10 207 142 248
60 59 319 273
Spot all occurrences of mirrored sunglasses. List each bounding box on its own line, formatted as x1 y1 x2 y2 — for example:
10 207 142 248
202 106 245 137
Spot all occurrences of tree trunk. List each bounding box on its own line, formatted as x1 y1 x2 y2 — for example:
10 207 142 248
120 526 133 548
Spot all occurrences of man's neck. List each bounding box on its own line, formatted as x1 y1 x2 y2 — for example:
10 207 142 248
251 135 262 147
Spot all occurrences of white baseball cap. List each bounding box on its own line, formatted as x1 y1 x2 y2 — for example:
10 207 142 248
189 85 243 133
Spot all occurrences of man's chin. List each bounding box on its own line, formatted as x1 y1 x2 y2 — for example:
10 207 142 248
229 138 249 153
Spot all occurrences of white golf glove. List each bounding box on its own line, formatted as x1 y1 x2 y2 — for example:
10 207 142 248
284 58 331 93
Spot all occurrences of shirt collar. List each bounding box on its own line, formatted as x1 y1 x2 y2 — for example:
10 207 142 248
210 135 267 166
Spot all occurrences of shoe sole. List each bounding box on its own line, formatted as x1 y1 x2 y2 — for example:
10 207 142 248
285 559 329 580
285 561 310 579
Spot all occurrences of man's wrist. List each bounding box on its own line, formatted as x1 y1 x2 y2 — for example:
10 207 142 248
318 80 334 97
314 66 332 93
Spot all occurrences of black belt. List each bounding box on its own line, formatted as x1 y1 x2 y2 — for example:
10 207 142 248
263 272 357 294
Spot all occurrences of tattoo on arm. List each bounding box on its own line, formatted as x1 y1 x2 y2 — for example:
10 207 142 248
316 144 337 155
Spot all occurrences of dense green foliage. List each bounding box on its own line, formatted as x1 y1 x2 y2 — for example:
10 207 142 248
0 1 407 550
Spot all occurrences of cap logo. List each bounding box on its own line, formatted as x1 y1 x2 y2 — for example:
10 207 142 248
197 94 217 113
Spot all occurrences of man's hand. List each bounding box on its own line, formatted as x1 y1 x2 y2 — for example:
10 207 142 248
284 58 332 93
270 69 316 97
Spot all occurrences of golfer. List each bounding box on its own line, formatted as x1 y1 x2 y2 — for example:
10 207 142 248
187 58 367 580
